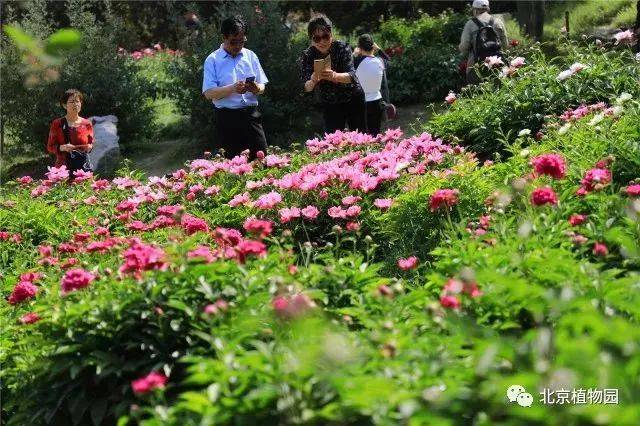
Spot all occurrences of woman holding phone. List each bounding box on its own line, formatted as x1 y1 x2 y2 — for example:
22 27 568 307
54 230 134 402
299 14 365 134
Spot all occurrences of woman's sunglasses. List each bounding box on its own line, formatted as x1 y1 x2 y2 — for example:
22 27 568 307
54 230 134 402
312 33 331 43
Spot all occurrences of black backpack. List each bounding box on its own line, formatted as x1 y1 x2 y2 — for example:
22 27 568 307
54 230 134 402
472 17 502 61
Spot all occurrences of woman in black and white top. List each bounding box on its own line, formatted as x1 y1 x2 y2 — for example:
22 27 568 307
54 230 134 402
299 14 365 134
354 34 387 136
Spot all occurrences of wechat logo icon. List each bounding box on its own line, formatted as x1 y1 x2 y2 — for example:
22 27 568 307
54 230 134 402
507 385 533 407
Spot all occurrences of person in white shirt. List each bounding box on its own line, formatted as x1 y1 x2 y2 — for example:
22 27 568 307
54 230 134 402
354 34 386 136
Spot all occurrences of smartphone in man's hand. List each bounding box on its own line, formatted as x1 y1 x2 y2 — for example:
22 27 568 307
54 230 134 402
245 76 256 83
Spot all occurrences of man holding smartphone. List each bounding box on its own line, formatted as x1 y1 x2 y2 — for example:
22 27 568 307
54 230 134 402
202 15 268 159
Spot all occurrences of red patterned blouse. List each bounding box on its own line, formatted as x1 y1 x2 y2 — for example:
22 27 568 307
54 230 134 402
46 117 94 167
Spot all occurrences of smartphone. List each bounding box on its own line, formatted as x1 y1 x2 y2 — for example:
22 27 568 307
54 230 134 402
245 76 256 83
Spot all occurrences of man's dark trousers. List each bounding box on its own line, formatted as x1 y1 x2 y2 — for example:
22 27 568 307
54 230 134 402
214 106 267 160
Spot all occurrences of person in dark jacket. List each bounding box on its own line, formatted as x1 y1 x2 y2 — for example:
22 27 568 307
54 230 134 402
299 14 365 134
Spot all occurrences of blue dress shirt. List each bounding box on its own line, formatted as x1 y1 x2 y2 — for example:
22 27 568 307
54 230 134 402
202 44 268 109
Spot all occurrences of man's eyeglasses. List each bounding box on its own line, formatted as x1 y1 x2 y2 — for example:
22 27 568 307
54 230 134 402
312 33 331 43
228 37 247 47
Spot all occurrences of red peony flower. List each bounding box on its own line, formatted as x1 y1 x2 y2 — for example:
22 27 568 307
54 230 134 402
531 187 558 206
593 242 608 257
235 239 267 263
430 189 459 211
568 214 587 226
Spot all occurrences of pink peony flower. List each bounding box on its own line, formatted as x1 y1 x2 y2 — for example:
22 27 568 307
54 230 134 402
345 205 361 218
235 240 267 263
346 221 360 231
131 371 168 395
46 165 69 182
204 299 229 315
581 168 611 191
301 206 320 220
272 294 316 319
445 91 457 104
569 62 587 73
8 281 38 304
60 269 96 295
17 176 33 185
341 195 362 206
430 189 459 211
593 242 608 257
568 214 587 226
510 57 525 68
328 206 347 219
19 312 41 324
157 204 183 217
613 30 634 45
243 217 273 238
188 245 216 263
73 169 93 182
279 207 301 223
253 191 282 210
397 256 418 270
374 198 393 210
530 153 567 179
228 192 251 207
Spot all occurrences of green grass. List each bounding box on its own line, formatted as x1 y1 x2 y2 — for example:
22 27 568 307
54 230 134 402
544 0 635 39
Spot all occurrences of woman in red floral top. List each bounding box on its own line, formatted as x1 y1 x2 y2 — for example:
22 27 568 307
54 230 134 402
47 89 94 167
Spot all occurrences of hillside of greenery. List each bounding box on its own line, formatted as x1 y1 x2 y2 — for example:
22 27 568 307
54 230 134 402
2 35 640 426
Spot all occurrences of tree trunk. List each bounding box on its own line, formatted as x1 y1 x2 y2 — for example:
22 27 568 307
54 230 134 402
516 0 545 41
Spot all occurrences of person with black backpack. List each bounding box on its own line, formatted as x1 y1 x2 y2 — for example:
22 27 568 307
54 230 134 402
458 0 508 84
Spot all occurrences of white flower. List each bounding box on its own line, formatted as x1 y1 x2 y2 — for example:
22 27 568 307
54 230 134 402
519 148 531 157
616 92 632 104
588 114 604 126
510 57 525 68
556 70 573 81
611 105 624 117
558 123 571 135
636 53 640 62
484 55 504 69
518 129 531 137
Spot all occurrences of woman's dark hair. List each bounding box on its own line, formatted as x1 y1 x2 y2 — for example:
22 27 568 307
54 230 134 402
358 34 375 51
307 14 332 38
60 89 84 107
221 15 247 37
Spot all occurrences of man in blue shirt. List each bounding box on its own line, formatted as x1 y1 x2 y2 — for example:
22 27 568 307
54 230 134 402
202 15 268 159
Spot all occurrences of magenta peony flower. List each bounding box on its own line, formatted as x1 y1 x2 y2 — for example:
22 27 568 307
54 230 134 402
531 187 558 206
440 295 461 309
187 246 216 263
430 189 459 211
581 168 611 191
181 214 209 235
60 269 95 295
17 176 33 185
530 153 567 179
119 243 167 277
8 281 38 305
272 294 316 319
131 371 168 395
624 184 640 197
235 240 267 263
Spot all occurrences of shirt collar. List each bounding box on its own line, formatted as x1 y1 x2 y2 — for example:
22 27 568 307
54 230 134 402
220 43 244 58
